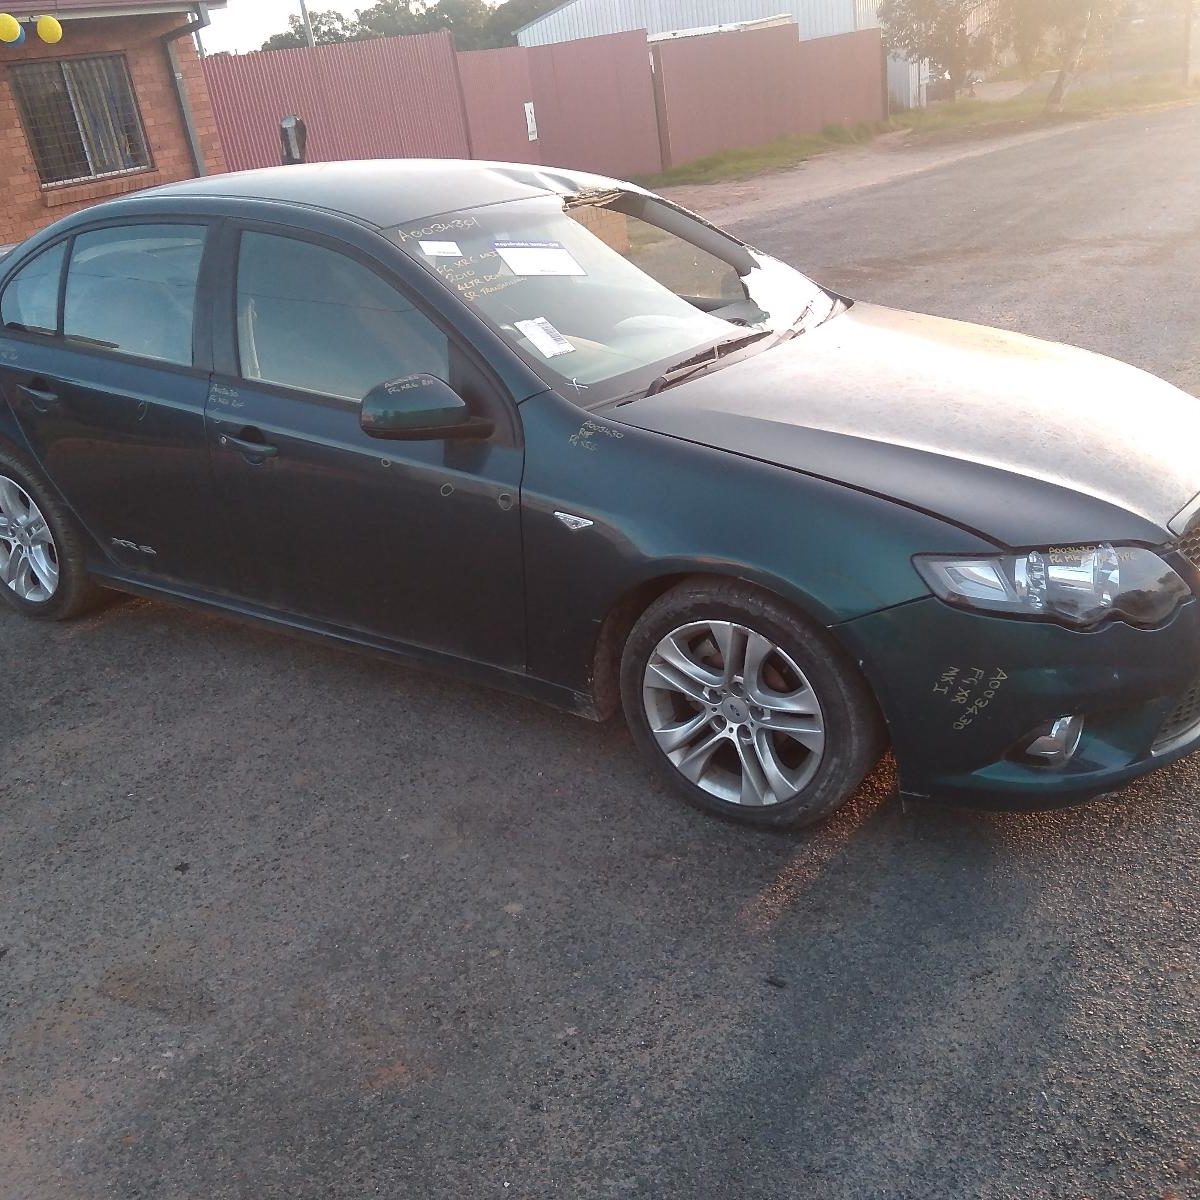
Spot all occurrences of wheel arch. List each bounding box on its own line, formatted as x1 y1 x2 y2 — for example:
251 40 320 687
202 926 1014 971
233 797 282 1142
587 562 855 721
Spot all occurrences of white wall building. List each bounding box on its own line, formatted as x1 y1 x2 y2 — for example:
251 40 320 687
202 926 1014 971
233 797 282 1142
515 0 926 109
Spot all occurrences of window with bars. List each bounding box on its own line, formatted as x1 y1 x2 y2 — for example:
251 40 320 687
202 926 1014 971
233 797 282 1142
9 55 152 187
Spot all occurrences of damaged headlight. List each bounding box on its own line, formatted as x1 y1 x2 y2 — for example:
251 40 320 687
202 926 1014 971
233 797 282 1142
914 544 1191 629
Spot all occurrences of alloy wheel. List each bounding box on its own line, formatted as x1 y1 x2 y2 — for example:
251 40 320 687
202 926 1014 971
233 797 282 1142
0 475 59 604
641 620 826 808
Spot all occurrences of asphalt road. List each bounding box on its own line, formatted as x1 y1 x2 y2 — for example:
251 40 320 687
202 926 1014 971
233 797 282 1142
3 106 1199 1200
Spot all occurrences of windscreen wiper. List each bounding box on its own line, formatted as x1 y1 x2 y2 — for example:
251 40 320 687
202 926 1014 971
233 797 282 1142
645 329 774 397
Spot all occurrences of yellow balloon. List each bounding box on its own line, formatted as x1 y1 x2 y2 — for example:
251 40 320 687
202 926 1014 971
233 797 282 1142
0 14 22 43
36 15 62 44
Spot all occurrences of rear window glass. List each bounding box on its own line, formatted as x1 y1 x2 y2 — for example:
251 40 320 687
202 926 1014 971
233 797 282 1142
1 241 66 336
63 224 205 366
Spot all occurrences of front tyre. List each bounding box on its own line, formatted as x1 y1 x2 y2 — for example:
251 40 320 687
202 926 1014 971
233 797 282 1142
0 447 104 622
621 580 884 830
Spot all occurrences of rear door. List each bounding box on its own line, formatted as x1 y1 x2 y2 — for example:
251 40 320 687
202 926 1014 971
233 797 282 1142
205 223 527 667
0 220 234 591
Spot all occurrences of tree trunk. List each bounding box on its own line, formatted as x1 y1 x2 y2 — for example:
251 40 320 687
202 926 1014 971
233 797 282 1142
1045 8 1093 114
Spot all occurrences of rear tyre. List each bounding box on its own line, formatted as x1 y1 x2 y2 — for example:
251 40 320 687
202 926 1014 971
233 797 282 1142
621 579 884 830
0 446 105 622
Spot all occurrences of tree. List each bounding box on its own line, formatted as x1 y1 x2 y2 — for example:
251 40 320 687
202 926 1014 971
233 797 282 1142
259 0 568 54
483 0 563 47
878 0 995 96
356 0 562 48
999 1 1127 112
882 0 1130 110
260 8 362 50
420 0 494 50
354 0 435 40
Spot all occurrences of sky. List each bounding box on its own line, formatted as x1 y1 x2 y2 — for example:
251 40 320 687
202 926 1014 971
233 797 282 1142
201 0 361 54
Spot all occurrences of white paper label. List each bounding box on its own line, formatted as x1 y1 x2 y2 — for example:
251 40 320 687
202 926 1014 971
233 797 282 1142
495 241 585 277
419 240 463 257
525 101 538 142
515 317 575 359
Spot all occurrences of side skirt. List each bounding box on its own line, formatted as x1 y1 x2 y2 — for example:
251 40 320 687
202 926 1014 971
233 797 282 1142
92 569 600 721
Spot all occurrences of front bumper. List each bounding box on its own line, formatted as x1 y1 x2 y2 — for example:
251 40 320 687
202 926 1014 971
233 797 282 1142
837 596 1200 808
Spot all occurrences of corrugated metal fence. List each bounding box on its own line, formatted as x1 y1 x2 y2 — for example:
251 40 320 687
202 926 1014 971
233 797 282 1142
203 32 469 173
203 24 887 180
458 33 662 179
652 26 887 169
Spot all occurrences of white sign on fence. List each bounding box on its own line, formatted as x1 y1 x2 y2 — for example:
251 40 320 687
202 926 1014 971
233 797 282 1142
524 101 538 142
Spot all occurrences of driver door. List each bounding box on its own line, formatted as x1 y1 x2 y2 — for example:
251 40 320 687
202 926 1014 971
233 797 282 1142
206 225 525 669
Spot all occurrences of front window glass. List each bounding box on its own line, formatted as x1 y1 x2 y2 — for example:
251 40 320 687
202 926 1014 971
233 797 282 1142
394 192 836 405
1 241 66 336
236 233 449 402
64 224 205 366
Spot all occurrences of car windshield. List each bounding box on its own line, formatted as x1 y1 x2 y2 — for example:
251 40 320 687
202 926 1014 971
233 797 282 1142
391 191 840 406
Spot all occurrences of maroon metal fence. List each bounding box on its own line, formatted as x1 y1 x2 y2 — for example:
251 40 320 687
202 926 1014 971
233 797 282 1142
526 33 663 180
457 45 539 167
203 32 469 173
203 25 885 182
794 30 889 134
458 33 663 179
652 25 887 169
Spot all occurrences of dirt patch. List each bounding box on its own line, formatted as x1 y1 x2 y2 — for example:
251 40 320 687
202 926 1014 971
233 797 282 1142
661 99 1200 227
659 119 1100 224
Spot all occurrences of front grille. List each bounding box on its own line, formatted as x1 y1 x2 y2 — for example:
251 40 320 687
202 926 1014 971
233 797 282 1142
1174 522 1200 570
1154 678 1200 752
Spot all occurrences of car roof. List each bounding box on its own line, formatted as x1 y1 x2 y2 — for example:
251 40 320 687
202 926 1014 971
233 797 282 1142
140 159 635 228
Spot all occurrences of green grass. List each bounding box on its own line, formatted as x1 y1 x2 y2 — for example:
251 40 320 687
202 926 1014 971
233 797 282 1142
637 74 1199 189
891 72 1196 133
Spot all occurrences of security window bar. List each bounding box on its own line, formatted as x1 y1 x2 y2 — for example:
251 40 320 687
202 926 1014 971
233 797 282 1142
10 56 152 187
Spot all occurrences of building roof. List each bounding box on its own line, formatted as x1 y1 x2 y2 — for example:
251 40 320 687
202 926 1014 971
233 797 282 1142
139 159 623 228
4 2 226 17
515 0 880 44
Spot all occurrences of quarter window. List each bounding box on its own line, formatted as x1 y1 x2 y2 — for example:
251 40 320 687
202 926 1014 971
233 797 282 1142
236 233 449 402
9 56 152 187
63 225 206 366
1 242 67 336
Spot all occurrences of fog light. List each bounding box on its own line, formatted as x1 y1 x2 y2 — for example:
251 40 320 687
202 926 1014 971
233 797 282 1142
1019 715 1084 767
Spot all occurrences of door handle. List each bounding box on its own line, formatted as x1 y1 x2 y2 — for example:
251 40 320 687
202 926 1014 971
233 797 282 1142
18 381 58 413
219 429 278 461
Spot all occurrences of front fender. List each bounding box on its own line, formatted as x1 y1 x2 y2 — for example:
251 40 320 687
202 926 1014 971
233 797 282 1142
519 390 993 697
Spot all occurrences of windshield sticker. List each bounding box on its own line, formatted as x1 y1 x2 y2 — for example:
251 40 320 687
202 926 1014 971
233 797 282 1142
495 241 586 278
419 240 463 258
515 317 575 359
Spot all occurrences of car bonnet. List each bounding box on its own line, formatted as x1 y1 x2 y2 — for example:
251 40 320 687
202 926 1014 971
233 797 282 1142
610 302 1200 548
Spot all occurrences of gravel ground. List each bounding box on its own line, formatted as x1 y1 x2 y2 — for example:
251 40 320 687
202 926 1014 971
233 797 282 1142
2 105 1198 1200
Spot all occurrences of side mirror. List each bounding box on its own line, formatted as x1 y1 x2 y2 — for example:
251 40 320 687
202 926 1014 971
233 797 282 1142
360 374 495 441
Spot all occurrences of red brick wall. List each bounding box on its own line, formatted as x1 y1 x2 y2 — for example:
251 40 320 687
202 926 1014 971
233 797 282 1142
0 14 226 246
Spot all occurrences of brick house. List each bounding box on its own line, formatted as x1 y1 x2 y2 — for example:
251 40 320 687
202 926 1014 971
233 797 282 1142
0 1 227 246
